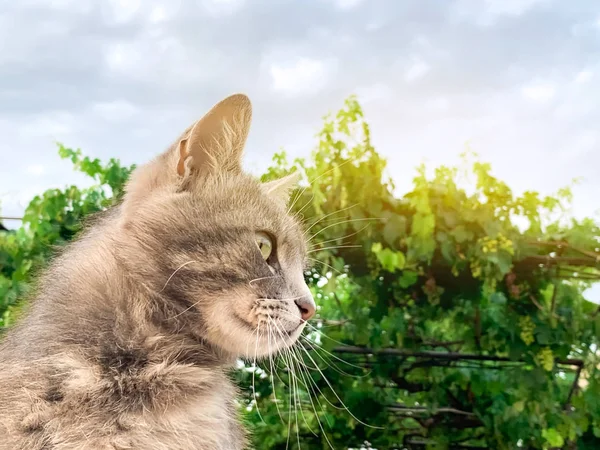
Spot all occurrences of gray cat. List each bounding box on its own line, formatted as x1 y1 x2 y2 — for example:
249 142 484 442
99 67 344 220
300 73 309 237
0 94 315 450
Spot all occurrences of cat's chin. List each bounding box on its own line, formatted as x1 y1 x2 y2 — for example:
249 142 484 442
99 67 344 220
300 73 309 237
204 319 305 360
246 323 305 359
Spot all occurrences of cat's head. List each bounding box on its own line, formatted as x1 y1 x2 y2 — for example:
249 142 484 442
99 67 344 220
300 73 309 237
118 94 315 359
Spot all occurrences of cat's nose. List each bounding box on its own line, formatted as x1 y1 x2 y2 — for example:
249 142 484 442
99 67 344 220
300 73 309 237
295 295 316 321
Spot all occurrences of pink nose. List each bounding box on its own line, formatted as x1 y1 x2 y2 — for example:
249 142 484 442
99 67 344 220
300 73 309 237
295 296 316 321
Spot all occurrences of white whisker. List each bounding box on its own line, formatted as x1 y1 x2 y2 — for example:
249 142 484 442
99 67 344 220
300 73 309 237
267 322 284 424
159 260 196 292
290 347 336 449
296 344 383 429
252 323 265 424
303 203 359 237
308 245 362 254
249 275 278 286
308 223 370 249
308 217 383 243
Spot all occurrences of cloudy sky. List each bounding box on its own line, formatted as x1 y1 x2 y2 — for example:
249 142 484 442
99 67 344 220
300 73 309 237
1 0 599 227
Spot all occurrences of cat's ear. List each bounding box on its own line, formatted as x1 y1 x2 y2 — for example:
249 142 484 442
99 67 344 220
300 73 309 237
177 93 252 177
262 171 302 205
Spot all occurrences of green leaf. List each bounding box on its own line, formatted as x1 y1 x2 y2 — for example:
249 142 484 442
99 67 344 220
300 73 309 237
398 270 418 288
372 243 406 272
542 428 564 447
512 400 525 413
490 292 507 305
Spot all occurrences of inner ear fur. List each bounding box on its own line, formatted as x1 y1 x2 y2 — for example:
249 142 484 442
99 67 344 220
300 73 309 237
177 93 252 177
262 171 302 205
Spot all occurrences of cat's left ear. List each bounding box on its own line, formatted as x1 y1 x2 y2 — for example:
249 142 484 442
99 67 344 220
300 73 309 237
262 171 302 205
177 93 252 177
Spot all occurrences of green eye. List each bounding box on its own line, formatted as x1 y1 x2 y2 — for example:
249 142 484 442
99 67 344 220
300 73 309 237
256 232 273 260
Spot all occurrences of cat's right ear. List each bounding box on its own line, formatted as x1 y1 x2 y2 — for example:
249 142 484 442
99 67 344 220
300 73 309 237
262 171 302 206
176 94 252 178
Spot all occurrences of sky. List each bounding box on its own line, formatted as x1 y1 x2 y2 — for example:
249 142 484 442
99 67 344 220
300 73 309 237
0 0 599 228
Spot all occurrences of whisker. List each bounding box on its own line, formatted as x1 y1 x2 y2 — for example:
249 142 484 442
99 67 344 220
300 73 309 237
249 275 278 286
301 336 370 377
266 322 284 424
285 341 293 450
308 217 384 243
288 159 356 224
252 323 265 424
309 223 370 249
307 245 362 254
288 159 353 215
270 319 315 443
159 260 196 292
277 328 301 449
293 190 316 220
287 181 311 217
270 309 368 375
291 346 336 448
168 298 203 320
257 295 305 302
273 309 357 350
303 203 359 237
306 257 346 277
296 344 383 429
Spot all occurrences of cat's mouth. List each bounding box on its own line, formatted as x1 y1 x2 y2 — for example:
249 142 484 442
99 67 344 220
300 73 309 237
233 312 301 338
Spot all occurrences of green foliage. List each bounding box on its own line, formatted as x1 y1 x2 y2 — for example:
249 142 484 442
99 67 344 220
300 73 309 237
1 98 600 449
0 144 135 326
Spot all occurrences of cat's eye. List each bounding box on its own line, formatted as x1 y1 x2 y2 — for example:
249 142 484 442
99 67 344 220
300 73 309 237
255 232 273 261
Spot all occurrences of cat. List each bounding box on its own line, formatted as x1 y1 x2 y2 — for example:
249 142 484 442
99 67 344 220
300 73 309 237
0 93 316 450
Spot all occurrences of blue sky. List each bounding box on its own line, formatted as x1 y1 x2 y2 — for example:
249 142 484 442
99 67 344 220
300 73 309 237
1 0 599 230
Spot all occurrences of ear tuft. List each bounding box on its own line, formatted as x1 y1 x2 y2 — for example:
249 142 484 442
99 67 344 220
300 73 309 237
262 171 302 205
177 93 252 176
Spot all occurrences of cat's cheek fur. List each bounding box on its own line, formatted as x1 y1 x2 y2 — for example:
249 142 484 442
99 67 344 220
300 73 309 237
201 288 303 359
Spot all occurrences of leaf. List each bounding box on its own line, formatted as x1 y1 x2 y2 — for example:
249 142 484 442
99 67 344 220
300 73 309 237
542 428 564 447
371 243 406 272
490 292 507 305
398 270 418 288
512 400 525 413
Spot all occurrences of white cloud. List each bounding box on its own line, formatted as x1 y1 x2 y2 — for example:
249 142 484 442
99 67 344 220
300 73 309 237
330 0 364 10
20 113 74 138
404 59 430 82
365 21 382 32
355 83 392 104
25 164 45 176
21 0 93 14
104 36 203 85
91 100 138 122
425 97 450 112
453 0 546 27
201 0 245 17
104 0 142 23
562 130 598 160
482 0 545 17
105 42 137 73
269 57 336 97
575 70 593 83
521 81 556 102
149 5 167 23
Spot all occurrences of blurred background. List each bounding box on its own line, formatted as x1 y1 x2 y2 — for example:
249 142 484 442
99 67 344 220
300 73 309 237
1 1 600 449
